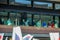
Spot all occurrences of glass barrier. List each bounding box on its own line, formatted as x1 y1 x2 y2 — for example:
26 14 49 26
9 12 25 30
0 12 59 28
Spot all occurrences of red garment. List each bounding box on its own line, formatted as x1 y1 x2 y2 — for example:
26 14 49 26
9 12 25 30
0 35 2 39
58 38 60 40
51 23 54 28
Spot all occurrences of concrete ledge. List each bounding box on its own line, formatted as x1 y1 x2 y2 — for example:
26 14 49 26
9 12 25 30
0 25 60 33
0 25 60 37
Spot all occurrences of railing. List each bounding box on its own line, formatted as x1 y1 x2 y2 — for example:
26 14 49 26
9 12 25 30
0 25 60 34
0 25 60 37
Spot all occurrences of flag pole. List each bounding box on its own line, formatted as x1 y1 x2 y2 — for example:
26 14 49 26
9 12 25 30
15 18 18 26
5 37 8 40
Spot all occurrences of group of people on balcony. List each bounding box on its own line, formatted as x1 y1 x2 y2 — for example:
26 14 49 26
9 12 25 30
22 19 58 28
0 18 59 28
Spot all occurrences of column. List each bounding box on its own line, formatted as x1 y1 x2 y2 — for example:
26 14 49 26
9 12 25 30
53 3 55 27
59 16 60 28
7 12 10 19
7 0 9 4
31 0 33 7
32 14 34 26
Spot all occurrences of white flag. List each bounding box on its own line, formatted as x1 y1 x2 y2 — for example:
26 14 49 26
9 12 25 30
23 34 33 40
0 33 4 40
49 32 59 40
12 27 23 40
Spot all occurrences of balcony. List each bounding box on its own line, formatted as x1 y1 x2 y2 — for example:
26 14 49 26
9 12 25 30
0 25 60 37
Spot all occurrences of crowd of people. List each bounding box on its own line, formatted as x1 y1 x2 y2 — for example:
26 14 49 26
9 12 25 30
0 18 59 28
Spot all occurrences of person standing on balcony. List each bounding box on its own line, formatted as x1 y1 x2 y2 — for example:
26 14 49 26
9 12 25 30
24 19 29 26
48 20 51 28
42 21 47 28
7 18 12 25
51 21 55 28
36 19 41 27
22 19 25 26
0 18 3 25
55 20 58 28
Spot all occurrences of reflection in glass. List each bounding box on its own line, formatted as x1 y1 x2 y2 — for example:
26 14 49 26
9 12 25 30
9 0 31 7
0 12 59 28
15 0 31 4
33 1 53 9
15 0 31 7
55 4 60 9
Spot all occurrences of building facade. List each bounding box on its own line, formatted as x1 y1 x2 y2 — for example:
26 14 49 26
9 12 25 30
0 0 60 40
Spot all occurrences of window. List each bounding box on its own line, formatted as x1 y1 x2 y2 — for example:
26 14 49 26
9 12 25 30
9 0 31 7
0 0 7 4
33 1 53 9
55 4 60 9
47 0 60 2
9 0 15 4
0 12 7 17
